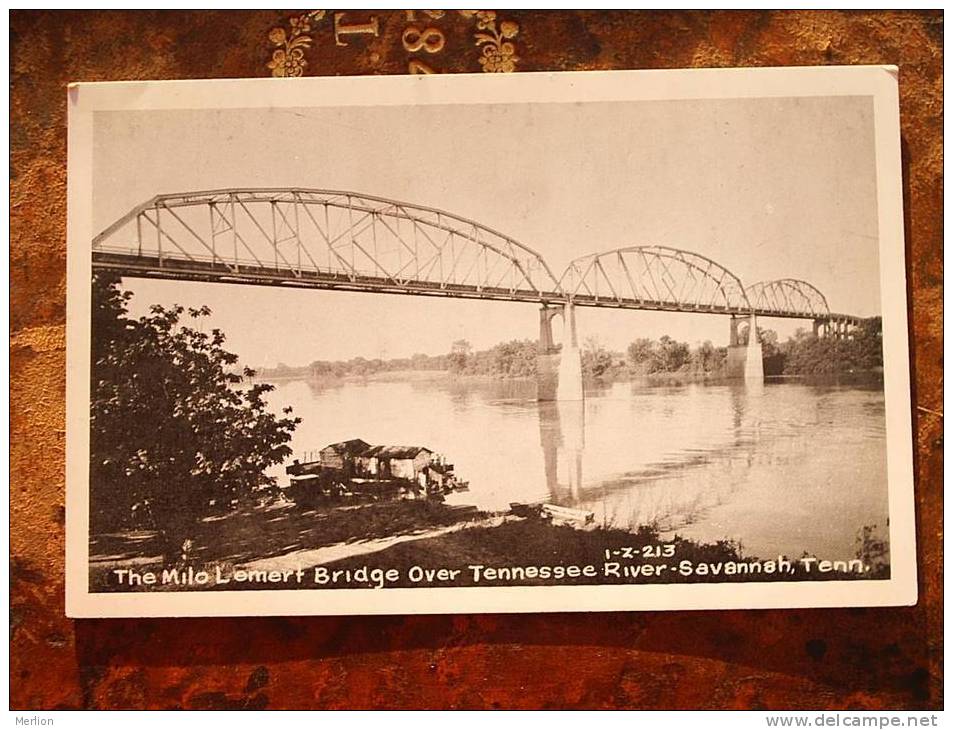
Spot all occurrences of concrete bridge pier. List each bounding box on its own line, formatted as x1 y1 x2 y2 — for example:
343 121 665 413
726 314 764 381
537 303 584 401
825 318 842 340
832 318 854 340
537 305 561 401
814 317 858 340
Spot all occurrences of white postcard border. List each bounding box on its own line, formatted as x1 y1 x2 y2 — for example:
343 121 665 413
65 66 917 617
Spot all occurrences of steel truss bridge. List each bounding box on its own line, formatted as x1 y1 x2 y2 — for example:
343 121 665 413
92 188 863 328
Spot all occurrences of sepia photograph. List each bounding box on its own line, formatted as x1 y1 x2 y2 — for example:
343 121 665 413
65 66 915 616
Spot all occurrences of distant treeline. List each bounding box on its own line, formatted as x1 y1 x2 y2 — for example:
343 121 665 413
774 318 883 375
597 316 883 379
257 317 883 381
259 340 538 380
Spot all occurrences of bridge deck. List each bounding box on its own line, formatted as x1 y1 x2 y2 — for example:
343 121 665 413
92 252 860 322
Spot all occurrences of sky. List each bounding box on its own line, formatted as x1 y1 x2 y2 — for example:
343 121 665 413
92 95 881 368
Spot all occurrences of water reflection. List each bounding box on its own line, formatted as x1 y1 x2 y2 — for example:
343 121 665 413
537 383 765 532
269 375 888 559
538 400 585 501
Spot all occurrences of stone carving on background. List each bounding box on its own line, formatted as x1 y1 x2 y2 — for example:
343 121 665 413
266 9 521 77
267 10 326 77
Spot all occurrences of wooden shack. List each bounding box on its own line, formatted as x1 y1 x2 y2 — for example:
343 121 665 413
317 439 370 472
286 439 466 502
357 445 433 485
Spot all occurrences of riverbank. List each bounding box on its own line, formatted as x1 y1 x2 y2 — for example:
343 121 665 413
88 498 479 592
90 497 889 592
254 368 885 391
314 517 889 588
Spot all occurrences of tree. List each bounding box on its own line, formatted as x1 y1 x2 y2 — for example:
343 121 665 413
448 339 472 373
779 317 883 375
755 328 784 375
489 339 538 377
690 340 724 374
757 327 780 357
89 272 300 556
626 338 656 371
852 317 884 370
582 337 614 379
656 335 690 372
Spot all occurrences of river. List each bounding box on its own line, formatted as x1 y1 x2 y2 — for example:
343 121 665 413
267 374 888 562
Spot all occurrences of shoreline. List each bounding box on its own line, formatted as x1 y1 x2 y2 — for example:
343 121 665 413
88 498 890 593
253 368 885 388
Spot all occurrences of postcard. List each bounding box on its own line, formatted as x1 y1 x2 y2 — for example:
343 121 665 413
66 66 916 616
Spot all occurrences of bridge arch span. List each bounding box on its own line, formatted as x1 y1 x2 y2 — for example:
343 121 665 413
558 245 752 314
745 278 830 318
92 188 564 302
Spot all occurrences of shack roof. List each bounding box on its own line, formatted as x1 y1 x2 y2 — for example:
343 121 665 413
322 439 371 455
361 445 432 460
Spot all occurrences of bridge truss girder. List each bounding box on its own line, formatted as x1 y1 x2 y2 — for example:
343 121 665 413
745 278 831 319
92 189 563 301
558 245 753 315
92 190 851 321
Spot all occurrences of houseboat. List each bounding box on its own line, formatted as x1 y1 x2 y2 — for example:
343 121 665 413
285 438 468 502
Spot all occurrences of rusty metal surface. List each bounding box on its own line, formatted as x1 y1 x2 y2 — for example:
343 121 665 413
10 10 942 710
